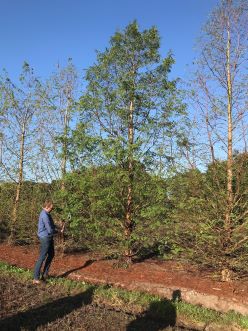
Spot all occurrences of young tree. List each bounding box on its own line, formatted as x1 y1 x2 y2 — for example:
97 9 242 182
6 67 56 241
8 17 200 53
194 0 248 239
189 0 248 274
79 21 185 261
0 63 42 242
34 59 79 185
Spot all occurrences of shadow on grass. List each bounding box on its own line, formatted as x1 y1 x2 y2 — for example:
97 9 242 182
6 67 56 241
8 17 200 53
57 259 96 278
0 287 95 331
126 290 181 331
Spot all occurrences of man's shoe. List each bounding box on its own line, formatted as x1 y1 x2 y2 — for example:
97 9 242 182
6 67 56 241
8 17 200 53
32 279 42 285
41 274 49 282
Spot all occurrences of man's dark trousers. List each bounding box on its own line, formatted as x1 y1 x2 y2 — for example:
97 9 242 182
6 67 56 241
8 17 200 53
34 236 54 280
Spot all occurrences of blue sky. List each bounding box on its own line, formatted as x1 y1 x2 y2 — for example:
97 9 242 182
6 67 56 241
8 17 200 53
0 0 218 81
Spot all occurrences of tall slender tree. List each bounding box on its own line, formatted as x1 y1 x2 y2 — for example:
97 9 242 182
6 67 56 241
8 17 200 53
35 59 79 185
79 21 185 261
192 0 248 255
0 63 42 242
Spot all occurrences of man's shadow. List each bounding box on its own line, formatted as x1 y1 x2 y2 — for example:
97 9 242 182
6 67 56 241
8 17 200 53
57 259 95 278
126 290 181 331
0 287 95 331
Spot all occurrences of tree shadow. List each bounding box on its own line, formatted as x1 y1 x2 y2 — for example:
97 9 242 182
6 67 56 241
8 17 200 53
133 243 171 263
57 259 96 278
172 289 182 302
126 290 181 331
64 246 90 254
0 287 95 331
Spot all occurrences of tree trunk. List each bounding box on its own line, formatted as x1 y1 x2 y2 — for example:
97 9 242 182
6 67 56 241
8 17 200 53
225 20 233 241
0 133 3 164
9 123 25 243
61 101 70 191
124 99 134 262
60 99 71 254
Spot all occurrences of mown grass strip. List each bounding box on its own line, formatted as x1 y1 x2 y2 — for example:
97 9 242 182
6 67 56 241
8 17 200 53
0 261 247 330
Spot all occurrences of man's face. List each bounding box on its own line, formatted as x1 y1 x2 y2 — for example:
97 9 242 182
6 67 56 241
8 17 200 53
46 205 53 213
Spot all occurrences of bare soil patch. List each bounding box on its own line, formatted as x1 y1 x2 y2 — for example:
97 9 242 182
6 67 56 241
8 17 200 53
0 242 247 313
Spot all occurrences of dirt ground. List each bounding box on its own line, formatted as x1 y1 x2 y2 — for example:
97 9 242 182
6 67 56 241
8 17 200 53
0 242 247 310
0 274 192 331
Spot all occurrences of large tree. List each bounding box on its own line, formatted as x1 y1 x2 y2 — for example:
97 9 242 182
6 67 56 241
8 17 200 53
79 21 185 261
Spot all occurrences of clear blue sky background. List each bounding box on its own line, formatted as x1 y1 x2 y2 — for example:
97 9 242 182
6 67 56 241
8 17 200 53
0 0 218 81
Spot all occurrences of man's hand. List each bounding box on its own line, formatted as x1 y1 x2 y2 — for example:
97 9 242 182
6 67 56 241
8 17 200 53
60 221 65 234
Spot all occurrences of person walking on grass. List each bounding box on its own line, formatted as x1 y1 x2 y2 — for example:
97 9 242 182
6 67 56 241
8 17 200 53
33 200 58 284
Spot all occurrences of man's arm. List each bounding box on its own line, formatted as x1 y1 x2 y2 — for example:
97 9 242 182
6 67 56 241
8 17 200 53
42 213 53 235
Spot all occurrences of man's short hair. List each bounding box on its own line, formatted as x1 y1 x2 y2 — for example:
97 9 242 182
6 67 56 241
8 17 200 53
43 200 53 209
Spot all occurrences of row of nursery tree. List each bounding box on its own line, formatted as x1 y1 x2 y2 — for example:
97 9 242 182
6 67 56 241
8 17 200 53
0 0 248 275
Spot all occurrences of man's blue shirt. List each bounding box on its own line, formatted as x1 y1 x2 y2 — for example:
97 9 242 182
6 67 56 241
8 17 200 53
37 209 56 238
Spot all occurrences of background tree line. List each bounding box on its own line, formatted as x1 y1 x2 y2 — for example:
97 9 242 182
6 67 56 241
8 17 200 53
0 0 248 277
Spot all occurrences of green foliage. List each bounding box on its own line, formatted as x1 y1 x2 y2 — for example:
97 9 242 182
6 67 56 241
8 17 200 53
0 182 14 241
79 21 185 167
0 181 51 244
54 164 170 255
166 154 248 273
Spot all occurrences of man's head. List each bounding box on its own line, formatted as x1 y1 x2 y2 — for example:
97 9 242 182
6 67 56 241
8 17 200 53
43 200 54 213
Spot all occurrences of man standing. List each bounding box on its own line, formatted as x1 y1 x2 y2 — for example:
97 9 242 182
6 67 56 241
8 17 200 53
33 200 57 284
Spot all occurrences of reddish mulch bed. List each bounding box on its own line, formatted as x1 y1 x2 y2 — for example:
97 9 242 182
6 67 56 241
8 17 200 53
0 242 247 306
